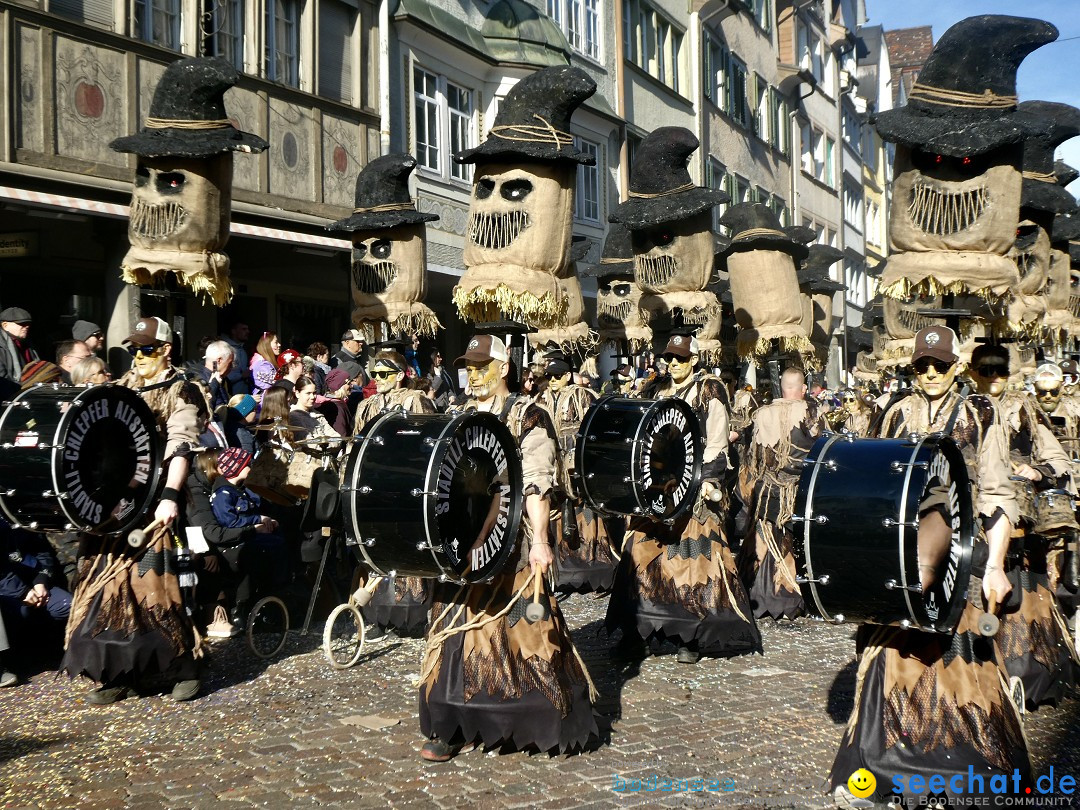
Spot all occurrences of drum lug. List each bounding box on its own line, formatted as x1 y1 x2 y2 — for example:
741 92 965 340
791 514 828 524
795 573 830 585
370 436 385 445
410 488 437 497
624 438 633 444
801 459 837 471
1 488 13 496
587 435 597 441
41 490 69 500
416 541 435 551
885 579 923 593
882 517 918 529
0 401 30 408
423 436 449 447
890 460 928 472
363 537 376 547
358 486 372 494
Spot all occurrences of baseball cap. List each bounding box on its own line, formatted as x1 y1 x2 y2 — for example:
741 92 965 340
1035 363 1065 388
0 306 31 324
124 316 173 347
72 320 103 342
341 329 366 343
543 350 572 378
1060 359 1078 380
661 334 699 359
911 326 958 365
277 349 302 368
217 447 253 479
455 335 509 367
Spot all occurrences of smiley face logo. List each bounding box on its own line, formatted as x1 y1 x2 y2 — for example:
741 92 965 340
847 769 876 799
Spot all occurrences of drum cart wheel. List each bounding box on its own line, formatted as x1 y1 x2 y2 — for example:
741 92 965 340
247 596 289 659
323 601 365 669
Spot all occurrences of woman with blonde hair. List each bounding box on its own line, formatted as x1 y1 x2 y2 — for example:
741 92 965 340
70 356 110 385
250 332 280 397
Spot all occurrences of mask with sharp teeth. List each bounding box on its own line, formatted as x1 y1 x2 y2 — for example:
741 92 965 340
109 57 268 306
590 223 651 352
632 214 714 294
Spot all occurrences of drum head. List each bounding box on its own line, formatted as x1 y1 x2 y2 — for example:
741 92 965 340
57 386 162 534
633 399 702 519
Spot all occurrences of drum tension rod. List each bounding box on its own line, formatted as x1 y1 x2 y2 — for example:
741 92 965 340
882 517 919 529
801 459 838 471
410 488 437 497
795 573 831 585
41 490 69 500
890 460 929 472
885 579 923 593
423 436 451 446
362 537 376 547
790 514 829 524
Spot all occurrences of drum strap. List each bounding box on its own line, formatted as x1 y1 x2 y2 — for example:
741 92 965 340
134 372 190 395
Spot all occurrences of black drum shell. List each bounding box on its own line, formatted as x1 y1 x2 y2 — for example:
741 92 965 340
341 410 523 582
575 396 703 521
0 384 161 535
793 433 973 633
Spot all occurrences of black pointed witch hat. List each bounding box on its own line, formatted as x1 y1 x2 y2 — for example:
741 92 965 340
611 127 728 230
111 57 267 158
798 245 846 292
1055 160 1079 188
1019 101 1080 215
1053 207 1080 243
579 223 634 279
719 203 809 260
454 66 596 165
873 16 1058 157
784 225 817 245
329 153 439 232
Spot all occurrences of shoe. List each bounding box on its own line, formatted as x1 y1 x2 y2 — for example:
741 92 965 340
86 685 129 705
170 679 201 702
676 643 700 664
206 605 241 639
610 635 648 659
420 738 460 763
365 625 387 642
0 670 17 688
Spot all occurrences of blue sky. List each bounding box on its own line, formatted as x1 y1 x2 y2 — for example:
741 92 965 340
866 1 1080 194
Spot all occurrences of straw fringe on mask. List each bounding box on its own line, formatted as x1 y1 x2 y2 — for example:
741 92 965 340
122 247 232 306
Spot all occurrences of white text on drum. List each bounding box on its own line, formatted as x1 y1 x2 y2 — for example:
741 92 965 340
641 408 695 514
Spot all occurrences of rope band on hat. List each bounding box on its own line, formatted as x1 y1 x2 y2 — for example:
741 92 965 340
733 227 786 241
352 201 417 214
144 117 234 130
908 82 1017 109
490 114 573 147
1022 170 1057 184
601 257 633 264
627 182 696 199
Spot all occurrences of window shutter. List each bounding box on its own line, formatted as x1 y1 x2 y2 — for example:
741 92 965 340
51 0 114 28
318 0 355 104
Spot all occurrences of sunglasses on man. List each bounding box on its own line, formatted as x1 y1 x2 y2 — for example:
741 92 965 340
126 344 165 358
912 358 954 375
372 370 399 380
974 364 1009 378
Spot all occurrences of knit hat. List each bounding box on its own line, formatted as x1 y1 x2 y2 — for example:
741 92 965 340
217 447 253 479
20 360 61 388
72 320 102 343
325 368 351 391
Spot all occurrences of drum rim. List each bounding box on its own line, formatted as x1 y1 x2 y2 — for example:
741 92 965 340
342 409 396 577
800 432 843 623
0 383 162 534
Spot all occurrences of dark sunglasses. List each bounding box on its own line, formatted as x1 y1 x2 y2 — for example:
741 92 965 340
1037 387 1062 398
912 358 954 374
661 353 687 363
126 343 163 358
975 364 1009 378
372 370 398 380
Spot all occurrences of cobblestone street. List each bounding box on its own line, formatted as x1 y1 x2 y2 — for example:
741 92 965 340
3 593 1079 809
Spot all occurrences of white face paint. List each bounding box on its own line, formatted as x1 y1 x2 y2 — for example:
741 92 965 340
667 353 696 384
132 344 170 381
466 359 505 402
373 365 403 395
914 358 957 401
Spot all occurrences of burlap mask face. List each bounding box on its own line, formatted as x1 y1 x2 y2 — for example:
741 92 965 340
454 162 575 328
122 153 233 305
727 248 810 359
632 213 714 294
597 275 650 351
530 271 596 354
350 224 441 337
881 145 1022 301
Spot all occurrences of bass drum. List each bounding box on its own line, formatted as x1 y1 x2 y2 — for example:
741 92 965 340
341 410 523 582
0 383 161 534
793 433 974 634
575 396 703 521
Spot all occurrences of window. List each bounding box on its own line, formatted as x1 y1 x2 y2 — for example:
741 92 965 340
843 180 863 229
624 0 684 94
753 74 769 141
52 0 114 28
770 90 788 155
800 123 813 175
749 0 772 32
134 0 180 50
769 195 789 227
413 67 476 184
574 138 600 223
825 136 836 188
729 174 751 205
548 0 600 60
798 23 824 84
842 106 861 150
318 0 356 104
266 0 300 87
866 200 882 247
728 55 748 127
863 128 878 173
203 0 244 70
706 158 727 232
703 31 727 105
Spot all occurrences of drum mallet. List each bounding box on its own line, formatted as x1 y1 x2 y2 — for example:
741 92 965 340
128 518 164 548
525 567 550 623
978 589 1001 637
352 577 383 608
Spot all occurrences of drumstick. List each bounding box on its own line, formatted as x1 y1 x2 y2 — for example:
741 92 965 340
128 518 164 548
352 576 383 607
978 588 1001 637
525 566 549 623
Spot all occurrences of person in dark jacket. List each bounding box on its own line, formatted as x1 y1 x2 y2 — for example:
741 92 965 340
0 519 71 652
0 307 37 398
222 394 257 452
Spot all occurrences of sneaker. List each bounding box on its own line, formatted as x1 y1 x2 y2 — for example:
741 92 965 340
0 670 17 688
170 679 201 702
206 605 242 639
85 684 129 705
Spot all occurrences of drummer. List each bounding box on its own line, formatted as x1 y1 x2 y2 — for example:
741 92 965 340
64 316 212 705
606 334 760 664
417 334 596 762
967 343 1077 710
829 325 1026 801
537 348 617 594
